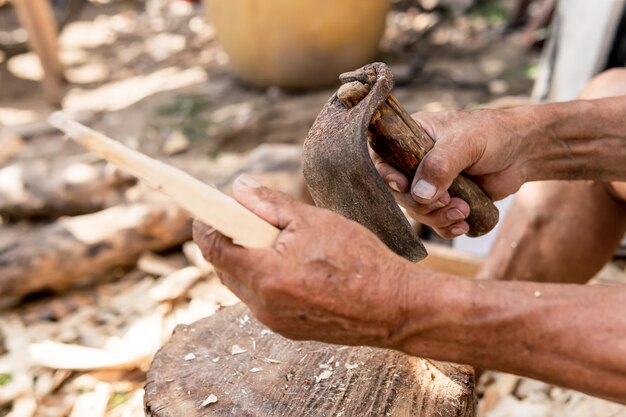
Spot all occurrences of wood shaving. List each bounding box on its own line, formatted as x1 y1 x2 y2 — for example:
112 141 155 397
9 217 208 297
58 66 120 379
315 370 333 383
231 345 247 355
200 393 218 407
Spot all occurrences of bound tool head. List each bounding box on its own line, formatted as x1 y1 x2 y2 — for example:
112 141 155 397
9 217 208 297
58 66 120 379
301 63 427 262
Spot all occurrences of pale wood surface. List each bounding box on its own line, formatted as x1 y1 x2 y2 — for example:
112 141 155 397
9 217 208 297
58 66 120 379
145 303 476 417
49 113 279 249
422 242 483 278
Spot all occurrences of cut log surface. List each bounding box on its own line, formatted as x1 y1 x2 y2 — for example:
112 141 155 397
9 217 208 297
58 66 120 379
145 304 476 417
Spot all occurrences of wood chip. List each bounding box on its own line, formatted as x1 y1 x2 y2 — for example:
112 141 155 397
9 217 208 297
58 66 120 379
28 311 163 370
68 382 111 417
182 241 213 273
315 370 333 383
161 130 190 156
0 135 25 165
231 345 246 355
9 395 37 417
149 266 203 302
183 353 196 361
34 370 71 399
200 393 218 407
137 252 180 276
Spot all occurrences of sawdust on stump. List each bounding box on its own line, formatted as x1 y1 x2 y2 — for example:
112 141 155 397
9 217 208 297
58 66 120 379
145 303 476 417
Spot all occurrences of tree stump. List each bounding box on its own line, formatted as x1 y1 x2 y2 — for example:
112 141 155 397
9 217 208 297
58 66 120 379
145 304 476 417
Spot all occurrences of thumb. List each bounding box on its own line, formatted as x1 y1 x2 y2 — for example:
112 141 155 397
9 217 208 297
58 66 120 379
232 174 302 229
411 140 475 204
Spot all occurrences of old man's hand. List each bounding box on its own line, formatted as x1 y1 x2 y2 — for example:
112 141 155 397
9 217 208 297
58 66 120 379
193 175 421 348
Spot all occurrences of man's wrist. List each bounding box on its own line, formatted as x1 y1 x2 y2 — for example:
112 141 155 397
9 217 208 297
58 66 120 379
390 265 476 361
509 97 626 182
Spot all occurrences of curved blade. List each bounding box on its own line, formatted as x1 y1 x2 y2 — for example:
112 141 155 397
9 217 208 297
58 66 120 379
302 63 427 262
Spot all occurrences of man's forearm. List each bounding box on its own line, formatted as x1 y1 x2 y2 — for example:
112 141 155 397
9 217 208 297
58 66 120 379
511 96 626 183
397 269 626 404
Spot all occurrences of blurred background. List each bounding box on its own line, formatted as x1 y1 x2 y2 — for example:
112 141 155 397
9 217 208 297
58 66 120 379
0 0 625 416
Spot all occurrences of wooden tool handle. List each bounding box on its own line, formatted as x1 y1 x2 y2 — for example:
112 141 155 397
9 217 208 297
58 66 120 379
368 95 499 237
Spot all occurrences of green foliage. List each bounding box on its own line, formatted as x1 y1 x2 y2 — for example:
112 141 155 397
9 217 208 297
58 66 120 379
156 94 212 119
154 94 213 142
468 0 507 25
108 391 130 409
0 373 11 386
525 63 539 80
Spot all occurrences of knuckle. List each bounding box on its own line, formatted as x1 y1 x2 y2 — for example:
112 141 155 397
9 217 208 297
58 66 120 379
413 204 434 216
200 233 227 265
423 152 453 179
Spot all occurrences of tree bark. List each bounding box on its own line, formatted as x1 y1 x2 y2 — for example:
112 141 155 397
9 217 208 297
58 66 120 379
0 196 191 304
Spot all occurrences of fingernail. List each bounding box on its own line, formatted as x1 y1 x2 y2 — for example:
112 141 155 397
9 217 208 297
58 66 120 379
447 208 465 221
236 174 260 188
388 181 401 193
451 226 469 236
412 179 436 200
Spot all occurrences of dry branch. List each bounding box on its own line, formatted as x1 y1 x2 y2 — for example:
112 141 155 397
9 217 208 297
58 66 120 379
0 160 135 219
0 197 191 302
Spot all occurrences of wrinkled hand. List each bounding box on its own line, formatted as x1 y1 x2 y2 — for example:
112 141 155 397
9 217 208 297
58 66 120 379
372 108 529 238
193 175 415 348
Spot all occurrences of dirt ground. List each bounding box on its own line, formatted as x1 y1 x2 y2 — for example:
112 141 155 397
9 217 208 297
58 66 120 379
0 0 624 416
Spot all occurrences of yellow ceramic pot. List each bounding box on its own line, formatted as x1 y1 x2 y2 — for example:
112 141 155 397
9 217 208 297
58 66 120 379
206 0 390 88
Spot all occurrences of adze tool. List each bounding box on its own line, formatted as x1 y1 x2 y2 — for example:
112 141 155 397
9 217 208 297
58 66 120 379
302 62 499 262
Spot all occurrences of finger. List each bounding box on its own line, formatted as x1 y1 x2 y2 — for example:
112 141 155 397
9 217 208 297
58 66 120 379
435 220 470 239
393 191 451 216
232 175 306 229
411 135 480 205
192 219 267 286
417 198 471 229
445 197 470 222
378 162 410 193
215 269 255 305
369 147 410 193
